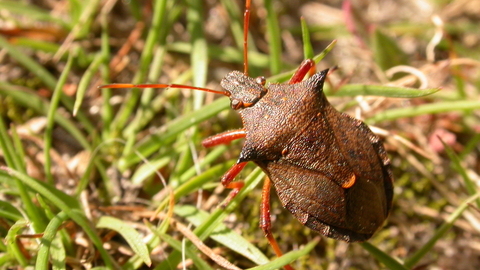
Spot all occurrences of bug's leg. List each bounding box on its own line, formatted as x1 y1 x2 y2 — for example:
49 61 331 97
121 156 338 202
260 178 295 270
288 59 316 84
202 129 247 206
219 162 247 207
202 129 246 148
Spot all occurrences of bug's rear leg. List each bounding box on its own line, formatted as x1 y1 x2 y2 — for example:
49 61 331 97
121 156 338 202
288 59 316 84
260 178 295 270
202 129 247 207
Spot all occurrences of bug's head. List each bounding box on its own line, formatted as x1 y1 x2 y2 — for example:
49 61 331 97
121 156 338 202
221 71 267 110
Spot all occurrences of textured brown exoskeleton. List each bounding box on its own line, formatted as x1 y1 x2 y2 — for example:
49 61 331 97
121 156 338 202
100 0 393 268
220 69 394 242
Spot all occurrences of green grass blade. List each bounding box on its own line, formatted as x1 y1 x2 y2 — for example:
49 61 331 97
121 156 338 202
118 97 229 170
157 168 264 269
372 28 409 72
9 125 26 171
0 116 24 171
0 82 91 150
44 51 74 184
0 36 57 90
36 211 69 270
0 167 116 269
404 193 480 268
187 0 208 91
110 0 168 134
158 162 233 212
335 84 440 98
166 42 270 68
301 17 314 60
264 0 282 75
174 205 270 265
247 238 319 270
74 52 104 116
0 117 47 232
0 200 23 221
267 41 337 83
97 216 152 267
0 1 71 28
367 100 480 123
442 141 480 208
359 242 407 270
5 220 29 267
152 229 214 270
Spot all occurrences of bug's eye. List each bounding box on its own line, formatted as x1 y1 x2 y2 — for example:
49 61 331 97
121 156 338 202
255 76 266 86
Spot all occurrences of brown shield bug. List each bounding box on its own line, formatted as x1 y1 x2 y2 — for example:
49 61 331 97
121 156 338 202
100 0 394 266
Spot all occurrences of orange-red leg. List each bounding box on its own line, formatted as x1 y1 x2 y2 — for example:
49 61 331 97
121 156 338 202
288 59 316 84
202 129 246 148
219 162 247 207
260 178 294 270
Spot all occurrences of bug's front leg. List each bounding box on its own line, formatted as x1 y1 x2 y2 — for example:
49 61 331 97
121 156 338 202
202 129 246 147
202 129 247 207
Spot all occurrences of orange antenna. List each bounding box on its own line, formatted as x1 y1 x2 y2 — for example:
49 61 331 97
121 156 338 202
98 83 229 96
243 0 251 76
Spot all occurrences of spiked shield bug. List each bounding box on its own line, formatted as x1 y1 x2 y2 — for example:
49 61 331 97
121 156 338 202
100 0 394 267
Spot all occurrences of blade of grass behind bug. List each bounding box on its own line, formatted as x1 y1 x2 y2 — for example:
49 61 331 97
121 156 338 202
110 0 168 138
44 50 75 184
122 2 181 138
166 42 270 69
335 84 440 98
174 205 270 265
247 238 319 270
73 52 104 116
5 220 29 267
0 82 90 150
264 0 282 75
99 6 113 138
0 167 116 268
35 211 69 270
359 242 408 270
0 117 47 233
0 0 71 28
220 0 257 53
148 225 214 270
366 100 480 124
155 168 265 269
301 17 314 60
0 36 95 134
267 40 336 83
404 193 480 269
186 0 208 108
118 97 230 170
441 141 480 208
96 216 152 266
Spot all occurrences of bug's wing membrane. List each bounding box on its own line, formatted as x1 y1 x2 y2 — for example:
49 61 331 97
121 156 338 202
261 160 382 242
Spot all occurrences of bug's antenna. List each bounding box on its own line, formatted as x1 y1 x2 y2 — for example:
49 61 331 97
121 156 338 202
243 0 251 76
98 83 229 96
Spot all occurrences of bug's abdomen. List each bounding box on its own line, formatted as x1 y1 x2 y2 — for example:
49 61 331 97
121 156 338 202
253 101 393 242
